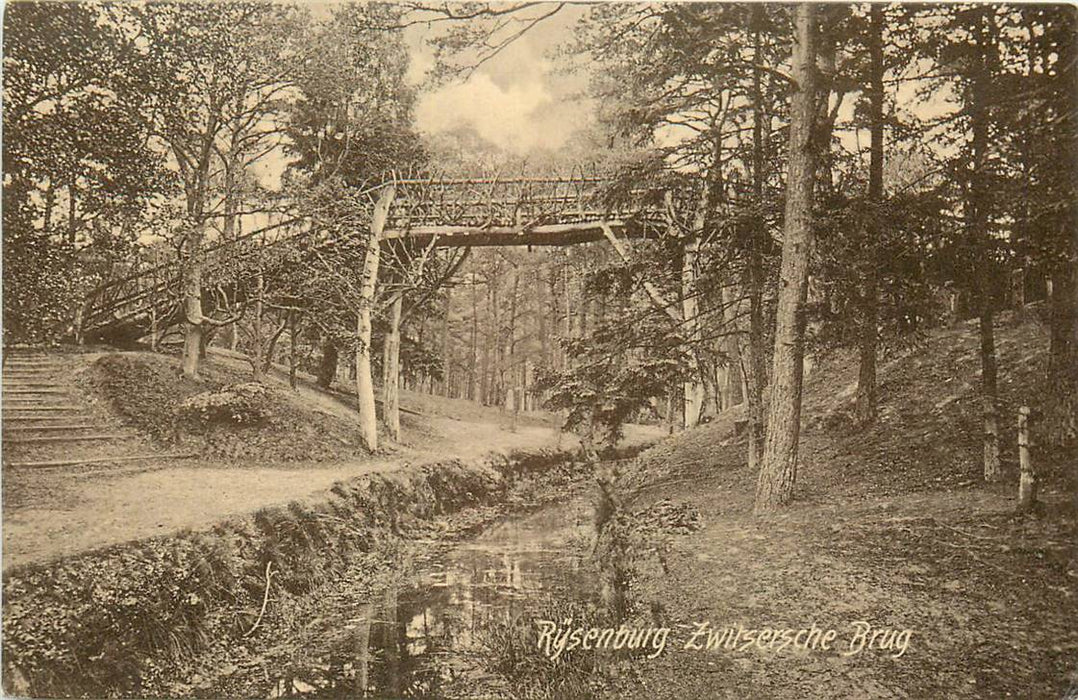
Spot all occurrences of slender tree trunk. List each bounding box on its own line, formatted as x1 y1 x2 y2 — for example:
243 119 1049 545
564 254 573 366
288 312 299 390
441 287 452 397
970 13 1002 482
720 284 744 411
352 604 372 695
251 272 265 381
67 173 77 245
1044 9 1078 452
507 264 520 416
182 220 205 379
223 158 237 240
470 273 479 402
855 3 885 425
383 295 403 442
755 3 819 512
260 314 289 376
221 168 239 354
356 186 395 452
489 266 501 405
744 5 769 470
980 309 1001 481
682 237 705 427
44 180 55 233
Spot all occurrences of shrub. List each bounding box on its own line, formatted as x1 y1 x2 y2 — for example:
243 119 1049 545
177 383 272 428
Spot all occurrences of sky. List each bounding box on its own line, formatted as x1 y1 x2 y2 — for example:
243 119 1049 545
403 4 593 156
245 3 590 192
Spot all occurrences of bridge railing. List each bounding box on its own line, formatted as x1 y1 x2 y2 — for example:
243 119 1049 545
79 173 670 338
384 175 666 231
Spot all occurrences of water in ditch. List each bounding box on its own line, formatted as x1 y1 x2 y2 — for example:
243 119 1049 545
265 489 601 698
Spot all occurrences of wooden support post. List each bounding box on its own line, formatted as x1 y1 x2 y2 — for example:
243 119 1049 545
1018 406 1037 512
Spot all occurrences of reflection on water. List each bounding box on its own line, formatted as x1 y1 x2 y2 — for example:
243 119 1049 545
269 497 596 698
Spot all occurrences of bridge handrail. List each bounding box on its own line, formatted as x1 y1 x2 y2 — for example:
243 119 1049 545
80 172 671 335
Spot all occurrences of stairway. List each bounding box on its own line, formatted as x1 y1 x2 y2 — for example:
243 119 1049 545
2 350 193 469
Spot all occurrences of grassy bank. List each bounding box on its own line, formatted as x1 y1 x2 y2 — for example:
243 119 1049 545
84 352 371 462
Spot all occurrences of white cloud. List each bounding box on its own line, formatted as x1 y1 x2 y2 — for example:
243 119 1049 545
416 70 568 155
409 5 592 158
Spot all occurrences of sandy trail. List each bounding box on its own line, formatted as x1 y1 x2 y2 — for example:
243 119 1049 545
2 373 662 570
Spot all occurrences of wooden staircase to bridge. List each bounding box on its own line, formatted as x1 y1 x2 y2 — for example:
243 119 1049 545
77 174 668 342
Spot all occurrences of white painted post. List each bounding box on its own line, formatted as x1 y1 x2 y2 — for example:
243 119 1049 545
1018 406 1037 512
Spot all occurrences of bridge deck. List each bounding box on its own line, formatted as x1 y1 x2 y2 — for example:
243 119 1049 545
382 219 656 247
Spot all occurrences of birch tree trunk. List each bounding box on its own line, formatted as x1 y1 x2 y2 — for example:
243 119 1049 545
182 220 205 378
441 286 452 397
755 3 819 512
383 294 403 442
356 186 395 452
251 271 265 382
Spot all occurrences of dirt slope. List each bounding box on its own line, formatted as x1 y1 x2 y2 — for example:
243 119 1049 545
608 312 1077 699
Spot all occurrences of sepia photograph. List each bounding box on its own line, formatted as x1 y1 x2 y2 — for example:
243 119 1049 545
1 1 1076 698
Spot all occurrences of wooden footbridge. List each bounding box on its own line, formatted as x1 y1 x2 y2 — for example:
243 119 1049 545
77 173 670 340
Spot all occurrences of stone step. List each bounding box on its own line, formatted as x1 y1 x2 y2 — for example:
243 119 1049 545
3 424 104 433
4 388 69 395
2 406 82 412
1 380 64 387
3 361 66 367
4 433 133 445
4 453 197 469
2 415 84 423
2 401 80 407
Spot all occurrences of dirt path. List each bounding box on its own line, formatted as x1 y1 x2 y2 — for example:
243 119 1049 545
2 353 663 571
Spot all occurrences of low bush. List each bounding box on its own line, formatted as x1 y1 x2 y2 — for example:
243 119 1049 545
177 382 273 428
86 352 366 462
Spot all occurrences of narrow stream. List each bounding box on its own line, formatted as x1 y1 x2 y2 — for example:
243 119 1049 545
266 489 600 698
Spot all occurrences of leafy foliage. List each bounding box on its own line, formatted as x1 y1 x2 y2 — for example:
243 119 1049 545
536 308 687 451
1 196 80 343
811 188 952 350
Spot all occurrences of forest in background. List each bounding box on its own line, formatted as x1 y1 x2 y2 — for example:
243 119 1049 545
3 3 1076 513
